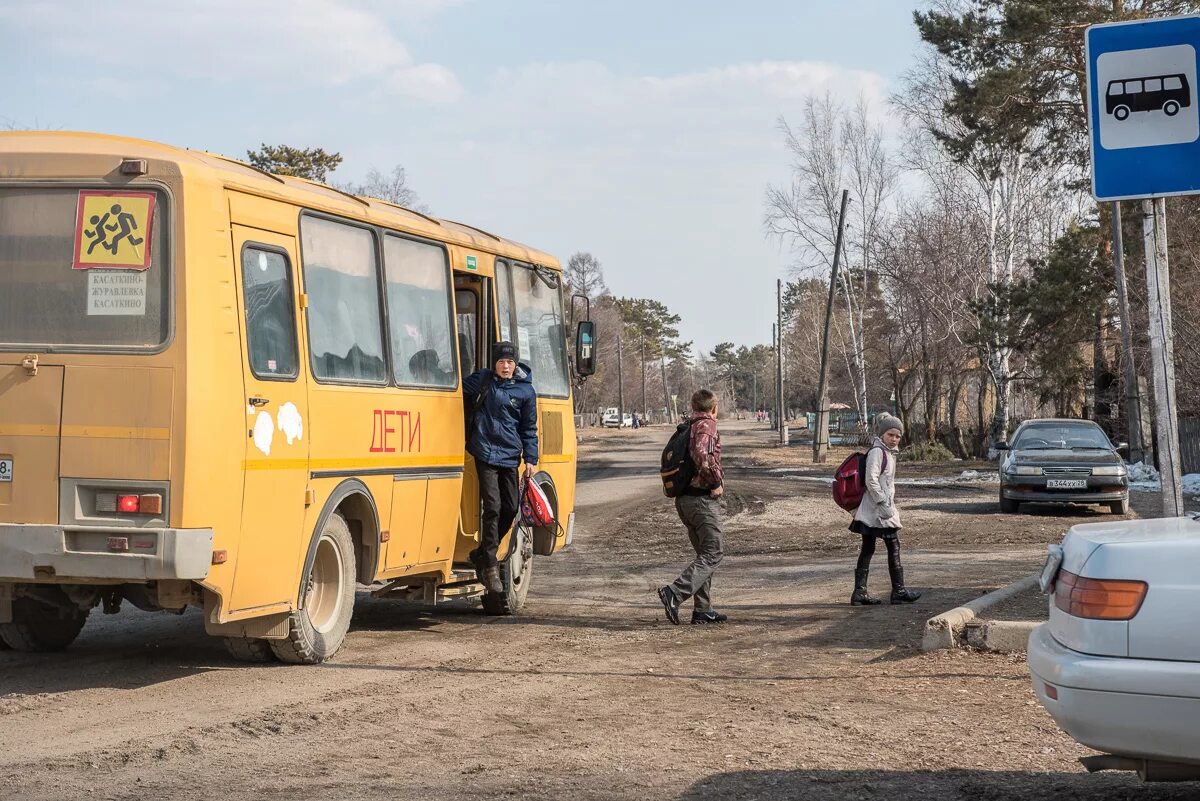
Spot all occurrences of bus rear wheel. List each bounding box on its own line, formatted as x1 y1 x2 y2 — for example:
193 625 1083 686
271 513 356 664
483 525 533 616
224 637 276 663
0 592 89 652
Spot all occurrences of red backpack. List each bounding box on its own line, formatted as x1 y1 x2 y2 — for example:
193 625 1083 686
521 472 555 528
832 446 888 513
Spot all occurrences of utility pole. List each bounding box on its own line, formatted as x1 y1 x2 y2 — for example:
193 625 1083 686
771 323 779 430
1142 197 1183 517
660 354 671 424
777 279 787 445
617 327 625 426
1111 202 1145 465
814 189 850 464
640 335 648 423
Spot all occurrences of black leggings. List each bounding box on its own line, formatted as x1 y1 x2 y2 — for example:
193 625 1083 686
856 533 902 575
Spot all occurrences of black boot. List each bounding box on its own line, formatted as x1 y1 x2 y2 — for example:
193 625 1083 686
889 566 921 604
850 568 881 605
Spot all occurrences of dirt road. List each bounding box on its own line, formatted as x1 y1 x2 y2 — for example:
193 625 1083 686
1 422 1190 800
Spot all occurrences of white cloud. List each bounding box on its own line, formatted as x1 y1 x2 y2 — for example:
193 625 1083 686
1 0 460 101
398 59 894 349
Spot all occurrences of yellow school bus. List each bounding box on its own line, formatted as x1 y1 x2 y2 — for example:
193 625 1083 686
0 132 595 663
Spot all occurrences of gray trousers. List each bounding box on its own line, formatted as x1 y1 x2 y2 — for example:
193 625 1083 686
668 494 725 611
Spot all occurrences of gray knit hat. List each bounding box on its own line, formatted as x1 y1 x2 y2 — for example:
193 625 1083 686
874 413 904 436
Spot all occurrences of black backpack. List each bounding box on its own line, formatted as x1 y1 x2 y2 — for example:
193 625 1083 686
660 420 696 498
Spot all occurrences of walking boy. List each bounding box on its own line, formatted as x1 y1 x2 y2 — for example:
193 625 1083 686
463 341 539 595
658 389 727 624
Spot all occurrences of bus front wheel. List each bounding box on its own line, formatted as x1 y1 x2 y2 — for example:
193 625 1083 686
271 512 357 664
483 525 533 616
1114 105 1131 121
1164 100 1181 116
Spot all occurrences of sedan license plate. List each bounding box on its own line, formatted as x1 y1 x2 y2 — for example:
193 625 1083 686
0 457 11 483
1046 478 1087 489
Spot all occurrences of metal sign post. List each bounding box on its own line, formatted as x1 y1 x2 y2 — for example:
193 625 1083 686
1087 16 1193 516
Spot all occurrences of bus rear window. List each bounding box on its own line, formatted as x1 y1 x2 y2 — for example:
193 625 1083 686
0 187 170 349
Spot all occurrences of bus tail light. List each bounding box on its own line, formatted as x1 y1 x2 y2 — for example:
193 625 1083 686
95 491 163 515
1054 570 1148 620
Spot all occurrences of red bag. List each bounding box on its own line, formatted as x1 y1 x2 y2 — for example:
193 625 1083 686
521 472 555 527
832 446 888 513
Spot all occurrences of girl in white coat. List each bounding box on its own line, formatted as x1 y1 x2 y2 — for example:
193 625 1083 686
849 414 922 605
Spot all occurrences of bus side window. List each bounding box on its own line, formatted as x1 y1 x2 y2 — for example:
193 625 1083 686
300 216 387 383
1165 76 1184 91
1145 78 1163 93
1108 82 1124 96
383 234 458 388
241 246 299 380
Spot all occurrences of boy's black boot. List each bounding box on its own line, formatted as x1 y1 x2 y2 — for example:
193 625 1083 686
850 568 882 605
889 566 922 604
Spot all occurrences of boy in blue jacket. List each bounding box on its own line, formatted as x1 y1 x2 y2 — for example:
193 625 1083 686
463 341 539 594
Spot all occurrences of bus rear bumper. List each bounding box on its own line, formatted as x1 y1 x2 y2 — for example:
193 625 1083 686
0 524 213 582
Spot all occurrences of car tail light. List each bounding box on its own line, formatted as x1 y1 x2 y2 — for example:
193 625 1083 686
1044 683 1058 700
117 494 140 513
1054 570 1148 620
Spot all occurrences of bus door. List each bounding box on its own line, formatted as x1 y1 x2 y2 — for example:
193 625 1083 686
454 273 490 560
228 226 310 612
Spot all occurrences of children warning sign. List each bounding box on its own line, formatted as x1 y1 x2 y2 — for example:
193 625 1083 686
73 190 157 270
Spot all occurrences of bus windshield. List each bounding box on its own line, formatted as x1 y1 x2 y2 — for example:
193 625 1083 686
510 263 570 398
0 187 170 349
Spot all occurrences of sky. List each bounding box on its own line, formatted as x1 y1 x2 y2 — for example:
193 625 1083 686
0 0 921 352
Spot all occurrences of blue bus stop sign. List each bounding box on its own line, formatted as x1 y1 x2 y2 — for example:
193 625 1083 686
1088 15 1200 200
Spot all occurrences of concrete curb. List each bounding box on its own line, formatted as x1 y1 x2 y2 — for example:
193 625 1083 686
921 574 1039 651
964 620 1041 653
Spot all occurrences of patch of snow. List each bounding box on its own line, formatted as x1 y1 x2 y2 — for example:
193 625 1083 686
1127 461 1161 492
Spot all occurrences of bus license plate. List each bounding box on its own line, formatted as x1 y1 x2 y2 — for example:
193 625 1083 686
1046 478 1086 489
0 458 11 482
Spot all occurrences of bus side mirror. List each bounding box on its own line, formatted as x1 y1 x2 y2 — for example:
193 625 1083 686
575 320 597 377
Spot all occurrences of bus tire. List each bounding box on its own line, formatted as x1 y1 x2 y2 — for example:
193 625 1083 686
271 512 356 664
483 525 533 616
0 593 89 652
1114 105 1131 121
1164 100 1181 116
223 637 276 663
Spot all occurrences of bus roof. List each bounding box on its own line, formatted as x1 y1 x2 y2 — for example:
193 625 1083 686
0 130 560 269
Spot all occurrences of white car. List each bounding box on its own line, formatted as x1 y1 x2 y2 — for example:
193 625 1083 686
1029 516 1200 782
600 409 633 428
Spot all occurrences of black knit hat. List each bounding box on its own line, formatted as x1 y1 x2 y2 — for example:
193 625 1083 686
492 341 518 364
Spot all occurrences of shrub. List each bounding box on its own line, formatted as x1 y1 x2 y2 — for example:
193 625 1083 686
900 441 955 463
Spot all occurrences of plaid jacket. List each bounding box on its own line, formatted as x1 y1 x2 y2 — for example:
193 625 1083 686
688 412 723 490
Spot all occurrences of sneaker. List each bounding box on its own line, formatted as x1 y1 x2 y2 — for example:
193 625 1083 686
658 586 680 625
691 609 728 624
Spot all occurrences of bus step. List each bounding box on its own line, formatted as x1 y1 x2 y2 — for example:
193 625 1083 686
437 582 484 599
